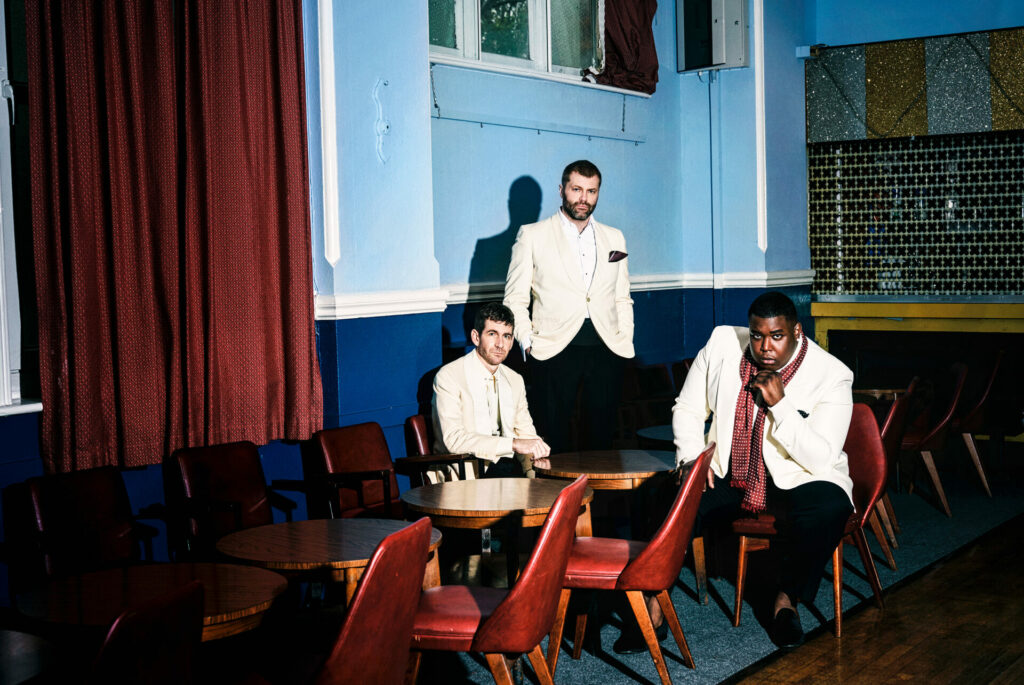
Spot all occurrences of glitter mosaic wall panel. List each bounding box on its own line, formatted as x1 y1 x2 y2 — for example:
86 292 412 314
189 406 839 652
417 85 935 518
807 27 1024 143
808 130 1024 298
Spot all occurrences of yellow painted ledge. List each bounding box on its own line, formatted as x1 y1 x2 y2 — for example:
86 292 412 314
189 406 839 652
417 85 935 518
811 302 1024 349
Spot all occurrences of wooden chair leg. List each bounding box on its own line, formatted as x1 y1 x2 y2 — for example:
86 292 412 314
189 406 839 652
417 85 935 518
874 499 897 548
656 589 694 669
571 610 587 660
962 433 993 498
832 542 842 638
484 653 515 685
851 528 885 610
919 450 952 517
868 509 897 571
404 651 422 685
546 588 571 676
882 492 901 535
526 645 555 685
734 535 749 627
626 590 671 685
691 535 708 605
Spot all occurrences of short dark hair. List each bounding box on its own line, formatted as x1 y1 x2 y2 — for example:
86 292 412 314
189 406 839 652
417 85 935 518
474 302 515 334
561 159 602 187
748 291 798 324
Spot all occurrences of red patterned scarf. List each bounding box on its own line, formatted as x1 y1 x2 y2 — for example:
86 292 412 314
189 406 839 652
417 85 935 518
729 334 809 512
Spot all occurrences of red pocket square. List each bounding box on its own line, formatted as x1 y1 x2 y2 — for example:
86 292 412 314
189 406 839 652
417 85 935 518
608 250 628 262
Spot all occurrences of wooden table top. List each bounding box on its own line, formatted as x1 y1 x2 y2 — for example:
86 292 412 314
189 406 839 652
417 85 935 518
539 449 676 480
636 425 674 444
853 388 907 400
216 517 443 572
15 562 287 642
0 629 57 685
401 477 593 520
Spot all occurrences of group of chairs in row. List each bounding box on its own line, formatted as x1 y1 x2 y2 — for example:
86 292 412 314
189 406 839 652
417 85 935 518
0 417 472 593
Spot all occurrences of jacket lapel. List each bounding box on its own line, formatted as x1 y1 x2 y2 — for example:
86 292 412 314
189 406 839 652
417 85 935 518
461 352 493 437
592 221 614 288
552 213 586 293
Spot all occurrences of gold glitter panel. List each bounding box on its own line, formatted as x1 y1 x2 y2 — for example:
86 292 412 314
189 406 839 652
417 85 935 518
990 28 1024 131
866 40 928 138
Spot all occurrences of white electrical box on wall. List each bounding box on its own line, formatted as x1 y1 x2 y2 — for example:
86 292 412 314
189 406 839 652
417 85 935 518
676 0 749 72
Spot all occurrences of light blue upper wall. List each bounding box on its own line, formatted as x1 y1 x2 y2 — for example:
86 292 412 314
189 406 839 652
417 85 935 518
764 0 811 272
814 0 1024 46
303 1 438 295
431 2 689 287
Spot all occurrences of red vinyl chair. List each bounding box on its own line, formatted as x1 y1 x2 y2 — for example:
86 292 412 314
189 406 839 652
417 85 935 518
90 580 205 685
24 466 158 579
166 441 296 559
398 414 479 485
870 379 919 567
901 363 968 517
733 404 887 638
315 517 432 685
407 476 588 685
951 350 1003 499
548 443 716 685
312 423 403 519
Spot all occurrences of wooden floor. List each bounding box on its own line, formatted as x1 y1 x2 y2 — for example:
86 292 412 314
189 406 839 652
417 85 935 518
732 512 1024 684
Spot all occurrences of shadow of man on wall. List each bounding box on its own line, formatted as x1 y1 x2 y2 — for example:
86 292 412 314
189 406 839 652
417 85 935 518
458 176 542 375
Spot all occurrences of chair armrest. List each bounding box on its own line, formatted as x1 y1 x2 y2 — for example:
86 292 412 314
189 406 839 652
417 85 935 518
394 453 478 485
323 470 392 518
267 489 297 522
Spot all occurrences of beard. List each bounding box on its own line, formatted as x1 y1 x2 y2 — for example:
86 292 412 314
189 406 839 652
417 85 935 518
561 193 596 222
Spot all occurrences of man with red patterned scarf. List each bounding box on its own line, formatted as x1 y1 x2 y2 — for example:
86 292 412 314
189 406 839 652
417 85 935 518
672 291 854 648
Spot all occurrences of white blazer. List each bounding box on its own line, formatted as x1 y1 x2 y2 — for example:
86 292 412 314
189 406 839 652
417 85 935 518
431 351 539 475
504 213 634 360
672 326 854 504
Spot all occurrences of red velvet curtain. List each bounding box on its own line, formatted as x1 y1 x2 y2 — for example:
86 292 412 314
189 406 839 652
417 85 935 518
596 0 660 94
26 0 322 473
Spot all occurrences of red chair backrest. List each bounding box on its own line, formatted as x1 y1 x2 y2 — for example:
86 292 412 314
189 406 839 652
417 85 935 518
845 404 888 528
27 466 138 577
916 362 968 449
316 518 432 685
472 476 588 655
172 441 273 542
957 350 1004 432
619 443 715 589
404 415 431 457
90 580 204 685
315 423 400 516
880 378 917 462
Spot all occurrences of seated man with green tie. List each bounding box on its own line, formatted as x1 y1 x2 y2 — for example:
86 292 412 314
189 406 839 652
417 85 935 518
432 302 551 478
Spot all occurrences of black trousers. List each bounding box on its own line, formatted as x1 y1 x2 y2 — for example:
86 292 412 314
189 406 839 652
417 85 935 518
481 456 524 478
697 473 853 603
527 321 625 454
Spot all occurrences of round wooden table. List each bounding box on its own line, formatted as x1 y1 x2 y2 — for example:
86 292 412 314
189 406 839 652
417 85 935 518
401 477 594 534
216 518 443 604
537 449 677 489
636 425 674 450
15 562 287 642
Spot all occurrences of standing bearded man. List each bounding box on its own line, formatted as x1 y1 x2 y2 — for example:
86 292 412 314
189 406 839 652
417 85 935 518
503 160 634 454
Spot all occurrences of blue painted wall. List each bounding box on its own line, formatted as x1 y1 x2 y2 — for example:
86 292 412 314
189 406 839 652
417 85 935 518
814 0 1024 47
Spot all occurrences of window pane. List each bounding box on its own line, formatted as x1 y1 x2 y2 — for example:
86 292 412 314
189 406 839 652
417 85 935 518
429 0 458 49
481 0 530 60
551 0 600 70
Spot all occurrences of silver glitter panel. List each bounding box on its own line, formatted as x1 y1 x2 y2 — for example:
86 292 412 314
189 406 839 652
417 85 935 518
926 33 992 136
808 131 1024 297
806 46 866 144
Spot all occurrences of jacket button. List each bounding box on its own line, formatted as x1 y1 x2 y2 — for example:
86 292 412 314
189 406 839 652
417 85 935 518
586 297 590 302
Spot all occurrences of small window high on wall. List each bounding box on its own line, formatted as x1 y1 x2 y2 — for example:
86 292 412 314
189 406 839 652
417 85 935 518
429 0 603 78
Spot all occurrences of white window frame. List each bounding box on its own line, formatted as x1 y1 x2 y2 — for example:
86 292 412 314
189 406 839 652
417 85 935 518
0 0 18 409
431 0 603 82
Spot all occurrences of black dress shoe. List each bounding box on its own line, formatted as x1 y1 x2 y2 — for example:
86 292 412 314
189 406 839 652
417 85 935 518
612 622 668 654
771 607 803 648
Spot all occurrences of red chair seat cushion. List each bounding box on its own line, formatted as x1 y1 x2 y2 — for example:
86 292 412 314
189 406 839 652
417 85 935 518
411 585 506 652
564 538 646 590
732 514 778 536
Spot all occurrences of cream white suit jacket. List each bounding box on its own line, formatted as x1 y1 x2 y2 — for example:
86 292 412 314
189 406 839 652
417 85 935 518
431 351 539 475
672 326 854 504
503 213 634 360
